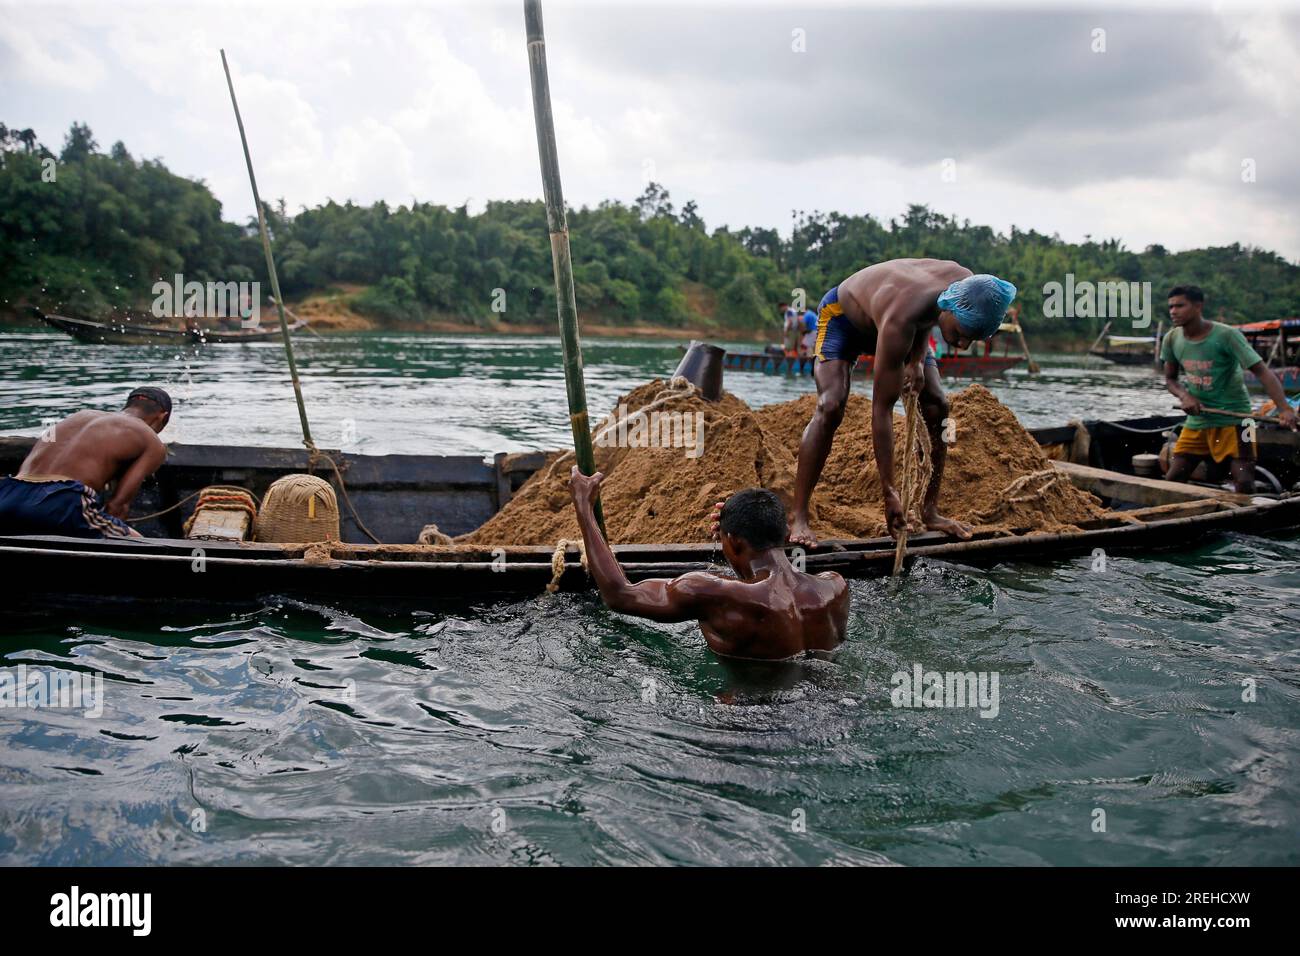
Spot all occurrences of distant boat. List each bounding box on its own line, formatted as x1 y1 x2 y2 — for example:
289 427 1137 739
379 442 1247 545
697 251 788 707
1087 321 1159 366
35 309 305 345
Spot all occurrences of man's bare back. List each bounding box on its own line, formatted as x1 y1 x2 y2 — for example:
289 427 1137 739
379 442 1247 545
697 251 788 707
835 258 973 362
20 410 164 497
1 388 172 538
570 471 849 661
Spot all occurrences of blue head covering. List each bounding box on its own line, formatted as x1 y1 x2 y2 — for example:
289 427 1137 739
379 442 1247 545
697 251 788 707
936 275 1017 339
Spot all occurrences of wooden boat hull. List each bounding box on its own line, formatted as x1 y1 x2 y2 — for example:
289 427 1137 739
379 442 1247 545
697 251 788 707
38 311 304 345
1 490 1295 606
1032 414 1300 490
1 433 1295 606
192 321 306 343
40 312 192 345
721 351 1023 378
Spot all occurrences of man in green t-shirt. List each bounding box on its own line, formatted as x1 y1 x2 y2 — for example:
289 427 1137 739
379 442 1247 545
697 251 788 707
1161 285 1297 492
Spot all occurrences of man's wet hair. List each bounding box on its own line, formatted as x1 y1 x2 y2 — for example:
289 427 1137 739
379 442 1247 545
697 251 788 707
1167 285 1204 303
720 489 787 551
125 386 172 422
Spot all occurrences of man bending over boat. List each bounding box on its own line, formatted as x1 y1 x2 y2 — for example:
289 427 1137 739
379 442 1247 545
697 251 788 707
569 467 848 660
789 259 1016 547
0 387 172 538
1162 285 1297 493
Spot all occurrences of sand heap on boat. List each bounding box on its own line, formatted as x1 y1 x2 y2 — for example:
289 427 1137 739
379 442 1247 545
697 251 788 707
459 379 1106 545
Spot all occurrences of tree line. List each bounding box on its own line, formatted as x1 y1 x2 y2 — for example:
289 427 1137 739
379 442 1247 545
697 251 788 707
3 123 1297 336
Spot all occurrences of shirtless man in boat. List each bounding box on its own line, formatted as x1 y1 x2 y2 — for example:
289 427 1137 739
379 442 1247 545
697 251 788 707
788 259 1016 547
569 467 848 660
0 387 171 538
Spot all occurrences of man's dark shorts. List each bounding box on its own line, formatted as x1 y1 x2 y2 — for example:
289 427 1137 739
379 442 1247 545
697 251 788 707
0 475 134 538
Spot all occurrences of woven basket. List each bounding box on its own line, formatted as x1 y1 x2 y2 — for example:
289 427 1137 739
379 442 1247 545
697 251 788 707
256 474 340 543
184 485 258 541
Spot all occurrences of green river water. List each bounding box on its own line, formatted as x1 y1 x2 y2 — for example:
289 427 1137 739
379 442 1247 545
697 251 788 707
0 329 1297 865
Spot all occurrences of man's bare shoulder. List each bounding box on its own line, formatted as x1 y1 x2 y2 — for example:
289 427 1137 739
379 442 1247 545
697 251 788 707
669 569 744 596
87 412 165 450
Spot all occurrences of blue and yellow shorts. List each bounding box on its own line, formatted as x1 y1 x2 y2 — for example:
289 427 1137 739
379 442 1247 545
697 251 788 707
813 285 937 368
0 475 134 538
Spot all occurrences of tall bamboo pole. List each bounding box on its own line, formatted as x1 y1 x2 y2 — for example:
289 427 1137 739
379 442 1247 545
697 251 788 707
220 49 314 451
524 0 605 534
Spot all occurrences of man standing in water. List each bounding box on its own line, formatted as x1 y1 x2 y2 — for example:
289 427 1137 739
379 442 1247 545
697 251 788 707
788 259 1016 546
0 387 171 538
569 467 848 660
1162 285 1297 491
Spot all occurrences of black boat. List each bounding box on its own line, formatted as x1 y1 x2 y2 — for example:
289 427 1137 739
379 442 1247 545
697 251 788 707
2 414 1297 607
37 310 305 345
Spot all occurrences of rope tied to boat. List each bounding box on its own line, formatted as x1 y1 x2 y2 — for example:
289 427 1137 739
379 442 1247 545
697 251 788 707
545 537 588 594
892 385 932 577
127 488 206 524
304 442 383 544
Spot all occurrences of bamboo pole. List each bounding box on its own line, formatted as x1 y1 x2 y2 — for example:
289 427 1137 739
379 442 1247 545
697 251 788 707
1010 306 1040 374
221 49 315 451
1088 320 1112 355
524 0 605 535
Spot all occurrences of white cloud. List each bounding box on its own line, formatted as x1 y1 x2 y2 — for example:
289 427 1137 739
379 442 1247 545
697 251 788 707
2 0 1297 260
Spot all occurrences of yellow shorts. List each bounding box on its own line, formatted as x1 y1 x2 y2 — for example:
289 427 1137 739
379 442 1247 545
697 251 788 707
1172 425 1254 463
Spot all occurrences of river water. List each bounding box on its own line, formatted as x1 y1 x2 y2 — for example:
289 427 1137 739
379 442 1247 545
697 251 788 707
1 329 1297 865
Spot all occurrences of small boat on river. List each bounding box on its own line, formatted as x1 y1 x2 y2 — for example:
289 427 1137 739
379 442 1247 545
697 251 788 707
2 412 1296 607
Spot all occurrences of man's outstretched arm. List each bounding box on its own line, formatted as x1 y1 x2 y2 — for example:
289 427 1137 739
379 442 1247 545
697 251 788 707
569 466 708 623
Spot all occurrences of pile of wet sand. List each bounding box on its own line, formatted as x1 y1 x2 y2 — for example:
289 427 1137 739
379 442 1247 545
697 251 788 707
459 379 1106 546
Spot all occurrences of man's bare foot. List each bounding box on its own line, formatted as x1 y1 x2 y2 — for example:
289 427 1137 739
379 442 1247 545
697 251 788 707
788 515 819 548
924 511 973 540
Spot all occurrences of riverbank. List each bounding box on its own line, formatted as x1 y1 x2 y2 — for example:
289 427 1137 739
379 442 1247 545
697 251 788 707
1 281 1098 350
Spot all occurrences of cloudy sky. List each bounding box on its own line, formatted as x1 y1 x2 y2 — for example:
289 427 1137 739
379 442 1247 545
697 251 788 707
3 0 1299 258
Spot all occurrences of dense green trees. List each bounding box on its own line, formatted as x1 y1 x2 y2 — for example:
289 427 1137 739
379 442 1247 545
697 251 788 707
3 123 1297 336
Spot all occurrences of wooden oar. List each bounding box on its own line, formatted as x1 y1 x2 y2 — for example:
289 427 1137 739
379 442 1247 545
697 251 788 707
1172 404 1283 424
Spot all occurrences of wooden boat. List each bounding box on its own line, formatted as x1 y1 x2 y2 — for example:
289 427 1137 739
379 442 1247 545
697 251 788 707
2 422 1297 606
190 321 306 344
1034 413 1300 492
37 310 305 345
721 350 1023 378
1087 321 1160 366
39 312 192 345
